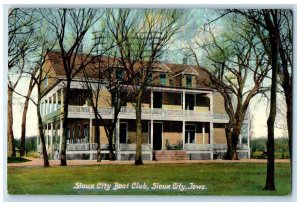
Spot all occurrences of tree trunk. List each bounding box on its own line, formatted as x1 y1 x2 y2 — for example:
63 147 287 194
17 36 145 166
232 129 240 160
264 15 278 190
135 91 143 165
265 101 276 191
37 101 50 167
284 80 292 163
224 127 233 160
108 131 115 161
7 85 16 158
60 81 71 166
20 78 35 157
94 118 101 162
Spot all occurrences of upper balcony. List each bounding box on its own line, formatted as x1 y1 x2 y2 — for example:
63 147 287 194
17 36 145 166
66 105 230 123
40 86 247 123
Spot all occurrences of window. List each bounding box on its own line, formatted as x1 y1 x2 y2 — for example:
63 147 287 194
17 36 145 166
185 93 195 110
83 123 88 143
186 75 192 87
67 128 70 144
119 122 128 144
185 125 196 144
116 68 124 81
78 124 81 142
167 93 181 105
148 122 151 144
240 123 248 145
72 126 75 144
159 73 167 85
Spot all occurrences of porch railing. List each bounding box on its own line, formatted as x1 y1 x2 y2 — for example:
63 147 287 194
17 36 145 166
119 143 151 151
67 105 233 120
66 143 113 151
65 143 248 152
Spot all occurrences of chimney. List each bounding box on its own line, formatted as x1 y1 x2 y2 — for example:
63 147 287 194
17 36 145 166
182 57 188 65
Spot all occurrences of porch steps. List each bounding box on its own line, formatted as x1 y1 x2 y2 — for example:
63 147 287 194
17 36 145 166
154 150 189 161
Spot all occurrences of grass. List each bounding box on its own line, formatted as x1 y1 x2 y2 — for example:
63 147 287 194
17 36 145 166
7 162 291 195
7 157 32 163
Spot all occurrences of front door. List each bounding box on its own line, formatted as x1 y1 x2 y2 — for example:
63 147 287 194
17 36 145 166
153 122 163 150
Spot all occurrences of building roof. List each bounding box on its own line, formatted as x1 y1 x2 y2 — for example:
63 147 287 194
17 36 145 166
43 51 212 90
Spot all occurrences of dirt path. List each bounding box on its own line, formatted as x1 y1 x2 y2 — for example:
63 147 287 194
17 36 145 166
7 158 290 167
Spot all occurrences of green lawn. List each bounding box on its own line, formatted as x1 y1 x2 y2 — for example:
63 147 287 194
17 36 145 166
7 163 291 195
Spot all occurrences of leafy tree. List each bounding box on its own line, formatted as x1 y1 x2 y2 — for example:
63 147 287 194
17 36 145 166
187 13 270 160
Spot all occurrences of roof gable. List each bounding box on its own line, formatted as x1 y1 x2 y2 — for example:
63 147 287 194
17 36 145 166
182 66 199 76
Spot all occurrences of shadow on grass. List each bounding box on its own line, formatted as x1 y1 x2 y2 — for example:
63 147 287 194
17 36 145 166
8 157 32 163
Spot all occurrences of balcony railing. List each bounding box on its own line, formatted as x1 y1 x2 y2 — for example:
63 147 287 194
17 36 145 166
67 105 232 120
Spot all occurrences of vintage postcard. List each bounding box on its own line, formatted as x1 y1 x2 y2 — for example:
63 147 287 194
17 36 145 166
4 2 295 201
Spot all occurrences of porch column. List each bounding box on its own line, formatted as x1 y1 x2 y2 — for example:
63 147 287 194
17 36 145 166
150 89 153 114
116 118 121 160
48 97 52 114
182 121 185 150
56 91 58 110
46 123 49 149
210 122 214 160
150 119 153 160
50 122 53 147
51 94 54 113
150 119 153 150
59 118 63 152
182 91 186 115
45 100 47 115
202 123 205 144
209 92 213 114
42 102 44 116
89 118 93 160
61 88 64 111
44 100 47 116
40 102 43 117
47 97 49 114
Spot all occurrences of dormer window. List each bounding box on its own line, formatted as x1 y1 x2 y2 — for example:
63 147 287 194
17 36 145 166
116 68 124 81
186 75 192 87
159 73 167 85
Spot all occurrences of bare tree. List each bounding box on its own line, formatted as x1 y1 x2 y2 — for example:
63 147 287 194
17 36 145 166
276 10 292 162
8 8 37 157
187 14 270 160
82 53 129 161
41 8 103 166
106 9 184 165
12 21 58 166
81 29 123 161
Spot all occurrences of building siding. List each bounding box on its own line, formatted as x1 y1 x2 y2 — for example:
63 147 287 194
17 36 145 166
213 93 226 114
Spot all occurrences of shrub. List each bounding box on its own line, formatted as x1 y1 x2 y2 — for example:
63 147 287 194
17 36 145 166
26 152 40 158
165 139 183 150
